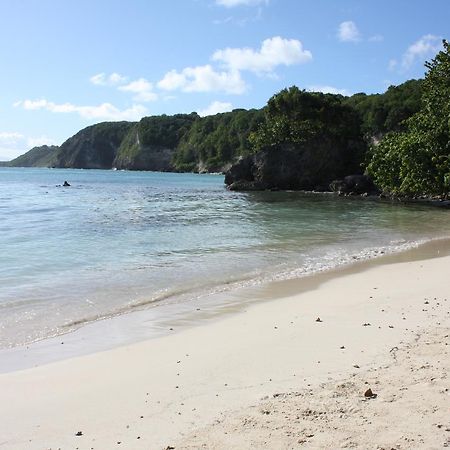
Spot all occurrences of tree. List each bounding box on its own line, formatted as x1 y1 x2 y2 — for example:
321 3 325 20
367 40 450 196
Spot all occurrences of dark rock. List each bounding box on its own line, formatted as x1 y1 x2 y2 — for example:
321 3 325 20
227 180 266 191
224 155 255 186
63 181 71 187
315 317 323 322
330 174 380 196
75 431 83 436
364 388 377 398
224 139 365 192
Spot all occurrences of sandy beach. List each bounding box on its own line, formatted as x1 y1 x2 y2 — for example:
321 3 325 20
0 244 449 449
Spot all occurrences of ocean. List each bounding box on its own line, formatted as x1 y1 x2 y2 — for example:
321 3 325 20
1 167 449 349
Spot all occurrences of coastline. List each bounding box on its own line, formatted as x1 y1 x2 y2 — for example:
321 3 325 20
1 237 448 373
0 243 449 449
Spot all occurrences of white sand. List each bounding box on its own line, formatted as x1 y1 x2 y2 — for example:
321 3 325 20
0 251 449 449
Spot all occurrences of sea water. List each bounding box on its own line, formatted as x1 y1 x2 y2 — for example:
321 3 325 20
1 167 449 348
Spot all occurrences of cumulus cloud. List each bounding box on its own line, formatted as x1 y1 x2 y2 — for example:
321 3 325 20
337 21 361 42
90 73 158 102
158 65 246 94
401 34 442 70
118 78 158 102
212 36 312 74
157 70 187 91
307 85 352 96
157 37 311 94
215 0 268 7
14 99 148 121
90 72 127 86
198 101 233 117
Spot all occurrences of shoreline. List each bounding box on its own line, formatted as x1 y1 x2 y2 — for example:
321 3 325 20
0 243 449 449
2 236 450 373
2 236 449 373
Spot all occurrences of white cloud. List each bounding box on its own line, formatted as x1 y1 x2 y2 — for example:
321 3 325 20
158 70 187 91
91 73 158 102
15 99 148 121
18 99 48 110
401 34 442 70
0 132 57 160
212 36 312 74
90 72 127 86
198 101 233 117
158 36 311 95
119 78 152 93
118 78 158 102
0 131 24 144
388 35 443 72
215 0 268 7
158 65 246 94
307 85 352 96
337 21 361 42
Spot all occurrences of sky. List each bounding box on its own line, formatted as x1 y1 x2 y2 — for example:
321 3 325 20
0 0 449 160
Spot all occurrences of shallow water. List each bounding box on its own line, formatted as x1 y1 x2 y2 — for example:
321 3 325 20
1 167 449 348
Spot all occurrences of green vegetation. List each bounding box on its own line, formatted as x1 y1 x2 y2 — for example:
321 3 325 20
8 145 59 167
173 109 264 171
9 44 446 197
56 121 135 169
115 114 198 170
250 87 364 160
344 79 423 136
367 40 450 196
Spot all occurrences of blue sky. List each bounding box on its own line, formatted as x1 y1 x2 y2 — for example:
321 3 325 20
0 0 448 160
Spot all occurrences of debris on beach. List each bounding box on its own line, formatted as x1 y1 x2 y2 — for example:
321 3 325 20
364 388 377 399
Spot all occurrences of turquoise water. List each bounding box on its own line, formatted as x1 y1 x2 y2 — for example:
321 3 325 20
1 167 449 348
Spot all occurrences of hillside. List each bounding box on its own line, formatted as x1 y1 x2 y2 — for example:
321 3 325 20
54 121 135 169
8 145 59 167
8 78 424 176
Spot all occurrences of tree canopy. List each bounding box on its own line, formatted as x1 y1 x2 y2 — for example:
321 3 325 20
367 40 450 196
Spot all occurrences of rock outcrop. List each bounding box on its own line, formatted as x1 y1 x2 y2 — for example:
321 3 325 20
329 175 380 196
225 140 365 192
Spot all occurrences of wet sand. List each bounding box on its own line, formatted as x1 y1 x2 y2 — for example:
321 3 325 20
0 243 449 449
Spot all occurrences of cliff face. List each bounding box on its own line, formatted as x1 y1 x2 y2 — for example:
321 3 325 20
225 137 366 192
113 114 198 171
9 145 59 167
7 80 424 175
10 115 198 172
54 122 134 169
